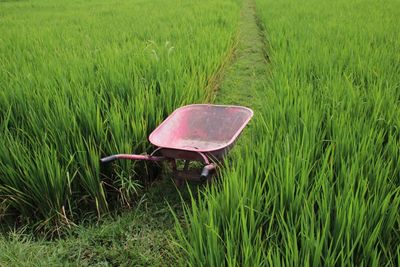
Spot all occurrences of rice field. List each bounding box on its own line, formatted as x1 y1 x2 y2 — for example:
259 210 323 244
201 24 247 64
174 0 400 265
0 0 240 229
1 0 400 265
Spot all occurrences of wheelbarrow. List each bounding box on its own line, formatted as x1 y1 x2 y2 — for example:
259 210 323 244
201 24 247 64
100 104 253 184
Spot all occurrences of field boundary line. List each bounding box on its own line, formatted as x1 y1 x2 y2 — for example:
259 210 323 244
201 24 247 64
215 0 269 109
204 29 240 103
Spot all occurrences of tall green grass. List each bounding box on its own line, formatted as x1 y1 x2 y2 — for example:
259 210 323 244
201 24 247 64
175 0 400 265
0 0 240 229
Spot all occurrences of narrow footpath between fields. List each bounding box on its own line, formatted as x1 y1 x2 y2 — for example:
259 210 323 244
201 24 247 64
215 0 268 110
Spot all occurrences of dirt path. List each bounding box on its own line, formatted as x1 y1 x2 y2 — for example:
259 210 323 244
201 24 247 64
215 0 268 108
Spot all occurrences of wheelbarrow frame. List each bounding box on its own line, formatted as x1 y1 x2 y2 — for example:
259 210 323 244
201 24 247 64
100 104 253 183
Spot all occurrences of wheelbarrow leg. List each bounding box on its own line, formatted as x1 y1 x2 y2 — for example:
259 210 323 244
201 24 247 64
200 163 216 182
173 159 199 186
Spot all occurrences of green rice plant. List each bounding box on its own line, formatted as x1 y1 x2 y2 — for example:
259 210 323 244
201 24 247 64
0 0 240 229
175 0 400 265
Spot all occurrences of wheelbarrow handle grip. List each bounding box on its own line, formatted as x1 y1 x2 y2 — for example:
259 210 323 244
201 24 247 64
200 163 216 181
100 154 165 164
100 155 119 163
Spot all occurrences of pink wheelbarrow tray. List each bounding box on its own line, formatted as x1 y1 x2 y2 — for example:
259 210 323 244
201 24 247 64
100 104 253 184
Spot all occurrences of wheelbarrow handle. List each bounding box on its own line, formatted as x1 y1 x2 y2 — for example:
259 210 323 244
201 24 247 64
100 154 166 164
200 163 216 181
